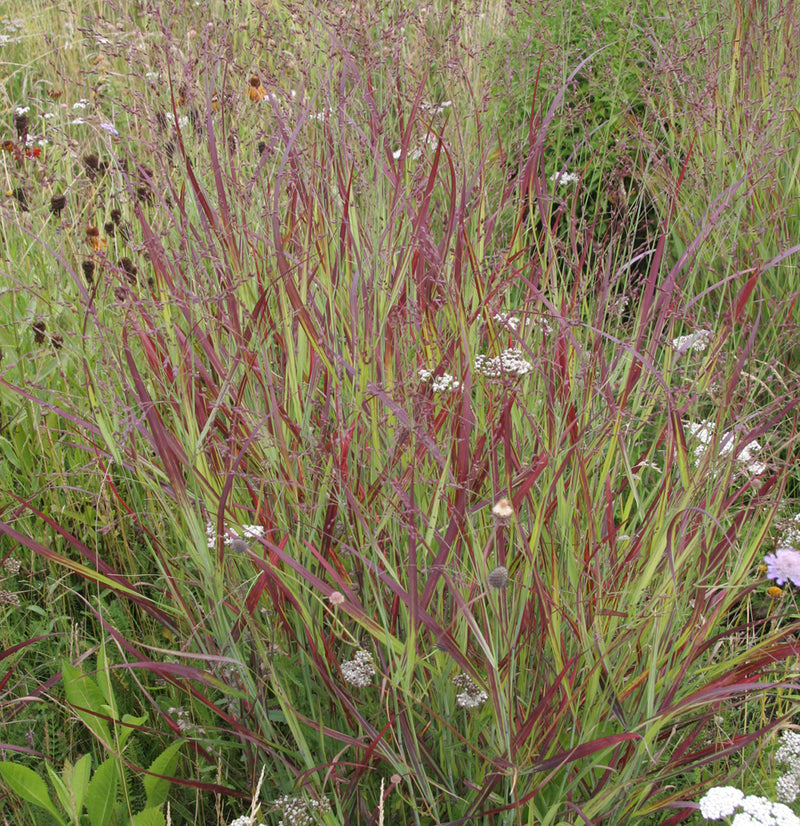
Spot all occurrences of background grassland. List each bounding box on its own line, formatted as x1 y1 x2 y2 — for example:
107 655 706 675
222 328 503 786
1 0 800 824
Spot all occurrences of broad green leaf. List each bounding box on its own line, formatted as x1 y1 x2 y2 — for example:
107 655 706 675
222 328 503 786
62 662 112 746
46 762 74 821
95 648 116 713
119 714 148 751
0 762 66 824
130 805 166 826
70 753 92 820
87 757 119 826
143 740 183 808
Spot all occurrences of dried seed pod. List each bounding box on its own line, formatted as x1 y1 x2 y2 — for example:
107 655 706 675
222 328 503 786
14 113 29 142
119 257 138 283
50 193 67 215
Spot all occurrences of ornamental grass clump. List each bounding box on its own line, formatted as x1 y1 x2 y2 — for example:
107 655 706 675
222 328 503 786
1 0 800 824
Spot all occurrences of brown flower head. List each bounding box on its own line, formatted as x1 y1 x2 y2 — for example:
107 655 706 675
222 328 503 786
14 113 29 142
86 226 105 251
50 332 63 351
10 187 28 211
83 153 101 178
119 257 137 283
32 320 46 343
50 194 67 215
81 259 95 285
248 75 267 102
110 208 122 226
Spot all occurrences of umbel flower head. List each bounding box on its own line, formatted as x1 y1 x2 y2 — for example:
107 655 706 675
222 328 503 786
698 785 800 825
474 348 533 378
271 795 331 826
452 673 488 709
340 649 376 688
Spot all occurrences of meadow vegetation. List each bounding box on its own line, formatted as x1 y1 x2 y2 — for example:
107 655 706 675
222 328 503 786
1 0 800 823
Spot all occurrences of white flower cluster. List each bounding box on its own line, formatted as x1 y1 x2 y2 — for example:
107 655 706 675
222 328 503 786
420 99 452 116
230 816 265 826
168 706 205 735
418 368 460 393
775 731 800 803
492 312 529 332
392 132 440 161
474 348 533 378
272 795 332 826
341 649 376 687
672 329 713 355
550 170 580 186
452 673 488 709
699 786 800 825
686 420 765 475
206 522 265 549
779 515 800 549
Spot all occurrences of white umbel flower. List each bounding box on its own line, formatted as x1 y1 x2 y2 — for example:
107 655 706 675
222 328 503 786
672 329 712 355
699 786 745 819
474 348 533 378
341 649 376 687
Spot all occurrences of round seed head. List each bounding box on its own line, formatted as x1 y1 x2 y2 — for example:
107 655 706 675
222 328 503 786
488 565 508 589
492 497 514 523
229 538 249 555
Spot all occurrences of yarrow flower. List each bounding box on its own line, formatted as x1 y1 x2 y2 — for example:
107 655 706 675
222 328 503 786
229 817 266 826
206 522 265 549
764 549 800 587
686 420 766 475
271 795 331 826
474 348 533 378
493 312 530 332
698 786 800 825
778 515 800 549
420 99 452 115
340 649 376 687
699 786 745 819
738 795 799 825
672 329 713 355
418 368 460 393
452 673 488 709
550 170 579 186
775 730 800 803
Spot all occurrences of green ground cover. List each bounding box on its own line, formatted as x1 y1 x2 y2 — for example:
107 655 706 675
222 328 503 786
1 0 800 823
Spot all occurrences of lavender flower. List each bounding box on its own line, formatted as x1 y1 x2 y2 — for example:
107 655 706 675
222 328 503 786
764 549 800 587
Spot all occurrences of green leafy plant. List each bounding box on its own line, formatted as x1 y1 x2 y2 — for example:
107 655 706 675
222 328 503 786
0 654 182 826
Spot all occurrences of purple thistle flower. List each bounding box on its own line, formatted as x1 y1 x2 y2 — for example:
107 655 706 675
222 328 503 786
765 548 800 587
